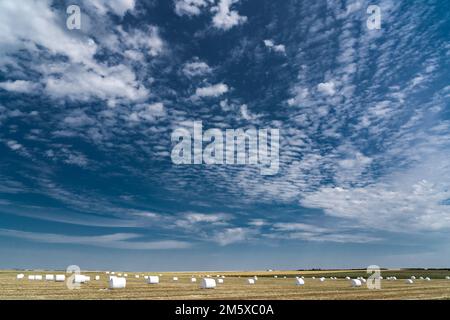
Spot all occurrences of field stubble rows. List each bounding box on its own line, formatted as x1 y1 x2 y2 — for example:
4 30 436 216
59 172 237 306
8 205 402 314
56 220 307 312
1 270 450 300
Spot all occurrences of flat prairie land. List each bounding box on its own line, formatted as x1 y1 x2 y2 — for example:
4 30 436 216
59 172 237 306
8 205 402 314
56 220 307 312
1 269 449 300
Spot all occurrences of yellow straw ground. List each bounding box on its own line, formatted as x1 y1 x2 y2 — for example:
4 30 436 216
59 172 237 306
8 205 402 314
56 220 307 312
1 270 450 300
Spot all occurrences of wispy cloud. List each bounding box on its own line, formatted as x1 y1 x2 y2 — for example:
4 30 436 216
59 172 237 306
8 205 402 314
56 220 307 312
0 228 190 250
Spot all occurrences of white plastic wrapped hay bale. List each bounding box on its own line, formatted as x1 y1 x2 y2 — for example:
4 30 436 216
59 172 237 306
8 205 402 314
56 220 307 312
55 275 65 282
295 278 305 286
118 273 122 277
73 274 87 283
106 271 110 274
425 277 431 281
351 279 362 287
345 276 350 280
16 274 24 280
45 274 54 281
420 276 424 280
109 277 126 289
28 275 35 280
144 276 149 279
312 276 315 279
35 275 43 281
446 276 450 280
405 279 414 284
135 275 139 278
201 278 216 289
95 275 100 281
411 276 416 280
361 278 367 284
172 277 178 281
274 275 278 278
254 276 258 280
247 279 255 284
319 277 325 282
191 277 197 283
111 272 115 275
217 279 224 284
124 274 128 277
147 276 159 284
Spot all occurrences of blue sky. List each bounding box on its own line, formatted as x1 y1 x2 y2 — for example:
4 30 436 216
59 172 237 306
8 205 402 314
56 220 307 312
0 0 450 271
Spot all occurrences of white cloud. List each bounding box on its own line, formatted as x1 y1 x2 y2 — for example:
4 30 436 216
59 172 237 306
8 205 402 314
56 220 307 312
213 227 252 245
119 26 164 57
0 80 39 93
195 83 229 98
182 60 212 77
42 63 149 103
263 40 286 54
301 155 450 233
0 1 150 103
83 0 136 17
211 0 247 30
128 102 166 122
6 140 23 151
317 81 336 96
174 0 208 16
0 228 190 250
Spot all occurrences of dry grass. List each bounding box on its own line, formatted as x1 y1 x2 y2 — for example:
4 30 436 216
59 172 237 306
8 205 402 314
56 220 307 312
1 269 450 300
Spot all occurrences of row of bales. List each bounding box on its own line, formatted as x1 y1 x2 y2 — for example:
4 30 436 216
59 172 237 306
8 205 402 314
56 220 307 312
16 271 450 290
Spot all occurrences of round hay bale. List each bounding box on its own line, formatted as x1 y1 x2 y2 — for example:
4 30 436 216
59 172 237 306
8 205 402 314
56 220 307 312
411 276 416 280
109 277 126 289
73 274 87 283
28 275 35 280
319 277 325 282
147 276 159 284
217 279 224 284
405 279 414 284
95 275 100 281
351 279 362 287
201 278 216 289
55 275 65 282
191 277 197 283
16 274 24 280
425 277 431 281
295 278 305 286
35 275 43 281
45 275 54 281
247 279 255 285
172 277 179 281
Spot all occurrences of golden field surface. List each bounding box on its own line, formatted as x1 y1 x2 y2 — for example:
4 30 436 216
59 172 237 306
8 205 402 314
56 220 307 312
1 269 450 300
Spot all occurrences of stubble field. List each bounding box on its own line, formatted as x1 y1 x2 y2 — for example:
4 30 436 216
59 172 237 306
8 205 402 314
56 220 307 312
1 269 450 300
